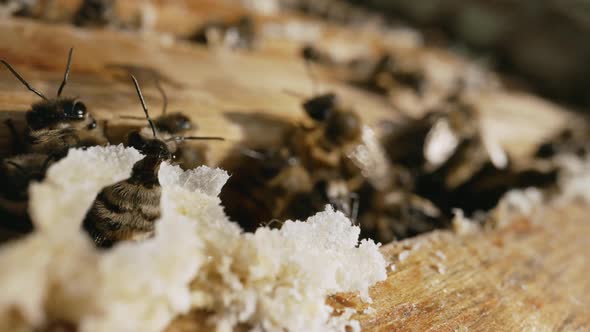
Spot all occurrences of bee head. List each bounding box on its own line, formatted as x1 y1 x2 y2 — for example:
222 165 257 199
302 93 336 122
128 130 172 161
155 112 194 134
325 110 362 145
301 44 322 62
27 98 88 130
153 80 193 134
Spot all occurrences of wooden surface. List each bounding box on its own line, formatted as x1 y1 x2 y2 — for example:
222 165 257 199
0 9 588 332
329 201 590 331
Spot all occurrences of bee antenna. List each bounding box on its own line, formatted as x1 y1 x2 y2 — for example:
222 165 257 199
57 48 73 98
349 192 359 225
240 147 265 160
0 60 47 100
155 79 168 115
165 136 224 142
281 88 305 99
131 75 157 138
303 57 319 96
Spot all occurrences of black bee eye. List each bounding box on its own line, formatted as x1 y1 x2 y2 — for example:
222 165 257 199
64 101 87 120
74 102 87 117
303 93 336 121
87 118 97 130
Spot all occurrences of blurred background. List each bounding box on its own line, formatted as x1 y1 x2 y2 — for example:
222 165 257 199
285 0 590 109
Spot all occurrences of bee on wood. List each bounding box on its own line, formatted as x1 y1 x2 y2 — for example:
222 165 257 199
83 76 222 248
359 189 444 243
223 92 369 229
221 146 314 231
73 0 116 28
535 126 590 159
0 153 57 242
344 53 427 98
190 16 256 50
0 0 37 17
0 48 108 157
121 80 208 169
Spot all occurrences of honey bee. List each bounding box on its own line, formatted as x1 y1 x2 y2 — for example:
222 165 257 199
301 46 426 97
221 146 313 231
83 76 170 248
222 91 371 229
0 153 56 242
0 0 37 17
358 189 444 243
355 53 426 97
190 16 256 50
83 76 222 248
535 126 590 159
0 48 108 157
120 79 208 169
73 0 116 28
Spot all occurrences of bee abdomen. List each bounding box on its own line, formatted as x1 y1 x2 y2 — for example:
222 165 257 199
83 180 161 247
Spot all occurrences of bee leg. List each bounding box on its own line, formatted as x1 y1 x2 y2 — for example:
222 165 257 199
349 192 360 225
3 119 22 154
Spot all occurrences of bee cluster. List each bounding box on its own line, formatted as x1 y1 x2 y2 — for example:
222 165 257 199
221 45 565 244
0 49 223 247
0 2 580 249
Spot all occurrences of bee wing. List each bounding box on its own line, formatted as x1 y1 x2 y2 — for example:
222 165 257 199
347 125 392 190
481 127 508 169
423 118 459 170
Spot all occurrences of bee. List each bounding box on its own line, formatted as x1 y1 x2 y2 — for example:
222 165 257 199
0 153 57 242
73 0 116 28
358 189 444 243
190 15 256 50
82 76 170 248
301 46 426 98
222 91 369 229
0 0 37 18
421 99 508 190
221 146 314 231
535 126 590 159
356 53 426 97
119 79 209 169
83 76 222 248
143 81 208 169
0 48 108 157
301 44 337 67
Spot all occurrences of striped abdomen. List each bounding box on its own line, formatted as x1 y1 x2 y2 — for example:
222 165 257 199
83 179 161 248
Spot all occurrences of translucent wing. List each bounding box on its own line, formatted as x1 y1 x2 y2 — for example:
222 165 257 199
423 118 459 170
347 125 392 190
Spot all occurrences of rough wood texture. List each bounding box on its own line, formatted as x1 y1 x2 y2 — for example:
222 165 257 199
328 202 590 331
0 12 588 331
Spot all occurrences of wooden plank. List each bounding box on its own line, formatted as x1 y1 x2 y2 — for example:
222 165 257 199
328 201 590 331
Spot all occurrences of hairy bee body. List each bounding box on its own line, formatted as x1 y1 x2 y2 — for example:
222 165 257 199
83 174 161 247
0 153 55 242
24 98 106 154
73 0 116 27
82 76 185 248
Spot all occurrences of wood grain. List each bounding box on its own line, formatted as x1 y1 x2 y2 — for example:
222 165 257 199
329 201 590 331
